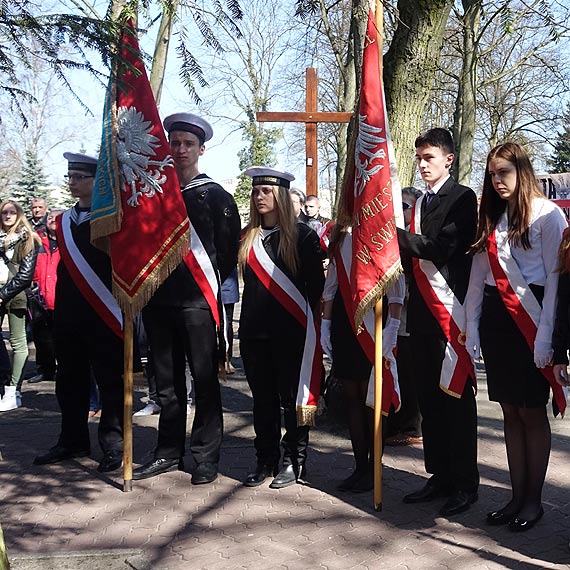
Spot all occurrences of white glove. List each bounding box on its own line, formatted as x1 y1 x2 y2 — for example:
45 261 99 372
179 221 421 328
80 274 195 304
534 340 553 369
320 319 332 359
382 317 400 358
465 323 481 362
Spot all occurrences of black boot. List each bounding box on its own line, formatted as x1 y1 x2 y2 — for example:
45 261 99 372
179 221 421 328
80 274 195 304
269 464 297 488
244 463 278 487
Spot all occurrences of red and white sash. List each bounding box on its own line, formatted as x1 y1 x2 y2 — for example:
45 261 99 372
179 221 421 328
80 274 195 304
247 235 322 426
57 209 123 338
316 220 334 253
335 233 401 414
487 214 566 416
411 196 475 397
183 222 221 329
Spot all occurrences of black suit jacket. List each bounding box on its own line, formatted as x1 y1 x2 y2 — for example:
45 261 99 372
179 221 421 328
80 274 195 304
397 177 477 336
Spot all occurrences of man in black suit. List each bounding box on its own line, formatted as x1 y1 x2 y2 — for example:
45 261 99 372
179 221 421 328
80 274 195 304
397 128 479 517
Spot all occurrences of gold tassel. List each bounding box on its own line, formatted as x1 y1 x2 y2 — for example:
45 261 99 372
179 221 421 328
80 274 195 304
297 406 317 427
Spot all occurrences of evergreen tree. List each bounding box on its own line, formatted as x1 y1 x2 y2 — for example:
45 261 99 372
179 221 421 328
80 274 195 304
548 105 570 174
11 148 50 209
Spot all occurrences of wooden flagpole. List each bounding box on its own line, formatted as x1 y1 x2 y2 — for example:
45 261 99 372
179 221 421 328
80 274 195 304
373 299 383 511
372 0 384 513
122 317 133 492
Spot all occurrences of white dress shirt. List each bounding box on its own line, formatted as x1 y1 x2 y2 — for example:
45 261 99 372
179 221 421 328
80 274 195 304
465 197 567 343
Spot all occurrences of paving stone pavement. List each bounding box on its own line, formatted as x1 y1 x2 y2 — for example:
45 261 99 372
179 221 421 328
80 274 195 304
2 359 570 569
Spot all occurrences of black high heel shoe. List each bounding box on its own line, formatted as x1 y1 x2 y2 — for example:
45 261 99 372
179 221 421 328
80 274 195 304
338 469 366 491
508 506 544 532
486 506 519 526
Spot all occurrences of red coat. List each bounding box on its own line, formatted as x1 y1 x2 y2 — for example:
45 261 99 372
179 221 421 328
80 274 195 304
33 232 60 310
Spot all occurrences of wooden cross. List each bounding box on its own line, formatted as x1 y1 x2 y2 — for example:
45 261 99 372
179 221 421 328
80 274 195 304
256 67 352 197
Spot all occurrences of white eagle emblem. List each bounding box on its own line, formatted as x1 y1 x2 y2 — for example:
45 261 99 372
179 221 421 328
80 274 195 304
354 113 386 196
116 106 174 207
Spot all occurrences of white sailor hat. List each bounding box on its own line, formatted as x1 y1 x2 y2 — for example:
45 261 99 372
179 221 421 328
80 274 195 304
63 152 98 174
163 113 213 143
245 167 295 189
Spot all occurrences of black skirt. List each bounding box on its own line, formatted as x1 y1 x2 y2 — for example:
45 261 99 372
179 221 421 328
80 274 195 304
330 292 372 382
480 284 549 407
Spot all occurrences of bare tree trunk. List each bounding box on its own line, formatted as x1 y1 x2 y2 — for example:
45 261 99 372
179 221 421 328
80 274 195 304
149 3 180 105
334 9 358 199
383 0 454 186
109 0 127 20
331 0 367 214
452 0 482 186
0 523 9 570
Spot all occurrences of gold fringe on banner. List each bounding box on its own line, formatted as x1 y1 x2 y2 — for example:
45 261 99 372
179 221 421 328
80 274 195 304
113 224 190 320
354 261 403 333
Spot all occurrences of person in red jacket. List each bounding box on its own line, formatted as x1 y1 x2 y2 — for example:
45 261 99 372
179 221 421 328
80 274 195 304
27 208 63 384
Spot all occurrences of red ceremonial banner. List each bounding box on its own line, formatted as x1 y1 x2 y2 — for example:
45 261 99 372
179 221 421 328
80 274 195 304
91 20 190 318
348 7 403 329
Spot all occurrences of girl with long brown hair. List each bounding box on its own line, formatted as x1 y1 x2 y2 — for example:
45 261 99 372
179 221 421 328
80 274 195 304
465 142 566 531
0 199 41 411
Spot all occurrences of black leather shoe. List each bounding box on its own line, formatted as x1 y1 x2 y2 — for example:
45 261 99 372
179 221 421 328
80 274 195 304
269 465 297 489
351 470 374 493
244 464 277 487
486 506 519 526
508 506 544 532
97 450 123 473
192 462 218 485
338 470 365 491
403 478 446 504
132 458 182 480
440 490 478 517
33 445 90 465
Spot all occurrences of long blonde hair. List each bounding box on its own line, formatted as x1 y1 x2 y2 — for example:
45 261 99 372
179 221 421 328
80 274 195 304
239 185 300 275
0 199 41 256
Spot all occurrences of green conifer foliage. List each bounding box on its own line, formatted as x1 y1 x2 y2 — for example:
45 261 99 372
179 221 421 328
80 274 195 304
10 148 50 209
549 105 570 174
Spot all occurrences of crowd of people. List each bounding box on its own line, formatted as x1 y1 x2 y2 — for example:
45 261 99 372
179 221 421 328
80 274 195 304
0 115 568 535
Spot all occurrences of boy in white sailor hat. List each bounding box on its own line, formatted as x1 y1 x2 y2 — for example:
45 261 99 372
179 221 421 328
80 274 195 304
133 113 241 484
34 151 125 475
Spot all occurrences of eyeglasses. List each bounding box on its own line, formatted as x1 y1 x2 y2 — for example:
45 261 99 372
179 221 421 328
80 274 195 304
402 202 412 210
64 174 94 181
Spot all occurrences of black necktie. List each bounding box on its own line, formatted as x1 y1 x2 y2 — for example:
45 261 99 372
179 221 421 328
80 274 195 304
425 191 435 205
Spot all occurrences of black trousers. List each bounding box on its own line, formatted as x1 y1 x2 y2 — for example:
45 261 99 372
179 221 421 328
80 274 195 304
54 314 124 453
142 305 222 463
410 332 479 493
386 335 422 437
32 309 57 379
240 336 309 469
